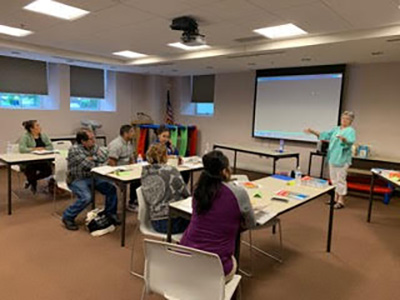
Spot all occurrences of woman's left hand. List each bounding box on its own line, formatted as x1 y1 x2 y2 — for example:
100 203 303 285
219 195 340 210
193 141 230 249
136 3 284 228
336 135 347 143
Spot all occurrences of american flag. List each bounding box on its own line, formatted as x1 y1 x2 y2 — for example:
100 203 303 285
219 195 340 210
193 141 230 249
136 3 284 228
165 90 174 124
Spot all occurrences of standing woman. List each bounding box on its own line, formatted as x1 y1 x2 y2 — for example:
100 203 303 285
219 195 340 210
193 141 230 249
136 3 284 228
305 111 356 209
19 120 53 193
180 150 256 282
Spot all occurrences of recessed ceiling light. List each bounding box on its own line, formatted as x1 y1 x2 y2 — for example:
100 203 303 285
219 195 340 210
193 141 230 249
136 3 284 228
24 0 89 21
113 50 147 59
254 23 307 39
0 25 33 37
168 42 210 51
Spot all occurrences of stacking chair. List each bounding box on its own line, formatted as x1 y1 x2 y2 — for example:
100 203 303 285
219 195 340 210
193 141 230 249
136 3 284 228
130 187 184 278
52 153 74 217
141 239 241 300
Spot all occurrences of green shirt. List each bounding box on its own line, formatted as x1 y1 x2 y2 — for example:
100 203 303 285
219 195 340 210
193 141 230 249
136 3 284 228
319 126 356 167
19 132 53 153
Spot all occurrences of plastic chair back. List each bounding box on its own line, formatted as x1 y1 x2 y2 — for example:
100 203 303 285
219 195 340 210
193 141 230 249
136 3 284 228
10 144 20 154
136 187 154 233
143 239 226 300
52 141 72 158
54 155 68 185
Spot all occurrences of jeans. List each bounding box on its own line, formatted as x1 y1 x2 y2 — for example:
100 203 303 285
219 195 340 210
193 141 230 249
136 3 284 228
151 217 190 234
63 178 118 221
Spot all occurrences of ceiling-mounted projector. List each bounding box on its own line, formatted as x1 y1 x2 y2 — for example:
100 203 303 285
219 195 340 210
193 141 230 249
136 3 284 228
170 16 206 46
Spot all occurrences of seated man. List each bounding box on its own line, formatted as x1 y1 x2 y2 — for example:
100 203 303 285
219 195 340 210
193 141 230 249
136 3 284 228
108 124 139 211
62 129 119 231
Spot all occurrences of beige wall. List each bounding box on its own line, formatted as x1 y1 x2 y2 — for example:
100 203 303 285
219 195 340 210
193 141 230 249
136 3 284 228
172 62 400 174
0 64 166 152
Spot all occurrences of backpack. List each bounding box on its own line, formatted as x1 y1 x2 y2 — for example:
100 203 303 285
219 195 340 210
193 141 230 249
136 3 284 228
85 208 115 237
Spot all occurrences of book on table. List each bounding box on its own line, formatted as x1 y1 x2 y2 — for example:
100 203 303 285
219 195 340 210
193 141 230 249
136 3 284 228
272 189 309 202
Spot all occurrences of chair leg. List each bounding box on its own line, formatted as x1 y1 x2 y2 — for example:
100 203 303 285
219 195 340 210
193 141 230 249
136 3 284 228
241 220 283 265
130 224 144 279
140 286 147 300
239 230 254 277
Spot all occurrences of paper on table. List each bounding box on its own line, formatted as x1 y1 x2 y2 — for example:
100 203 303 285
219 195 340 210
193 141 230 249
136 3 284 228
32 150 59 155
91 165 117 175
255 209 277 225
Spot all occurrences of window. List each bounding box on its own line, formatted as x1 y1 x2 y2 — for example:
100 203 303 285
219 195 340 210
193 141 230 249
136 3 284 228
0 92 48 110
196 103 214 115
70 97 101 111
69 67 116 112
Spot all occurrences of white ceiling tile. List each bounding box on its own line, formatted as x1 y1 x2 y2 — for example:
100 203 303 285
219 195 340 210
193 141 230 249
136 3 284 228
92 4 155 27
62 0 120 12
121 0 192 18
195 0 265 21
273 2 352 34
323 0 400 28
247 0 317 12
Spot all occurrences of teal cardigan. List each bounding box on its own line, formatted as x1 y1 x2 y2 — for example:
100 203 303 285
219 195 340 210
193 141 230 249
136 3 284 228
19 132 53 153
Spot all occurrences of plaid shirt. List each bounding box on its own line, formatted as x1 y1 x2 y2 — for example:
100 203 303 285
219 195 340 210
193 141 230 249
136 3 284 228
67 144 109 183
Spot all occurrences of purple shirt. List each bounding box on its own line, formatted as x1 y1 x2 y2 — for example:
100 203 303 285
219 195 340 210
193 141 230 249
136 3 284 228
180 182 255 275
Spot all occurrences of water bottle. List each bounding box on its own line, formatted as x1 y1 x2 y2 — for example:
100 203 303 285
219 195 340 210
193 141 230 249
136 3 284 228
279 139 285 153
6 141 13 154
137 154 143 164
295 167 302 186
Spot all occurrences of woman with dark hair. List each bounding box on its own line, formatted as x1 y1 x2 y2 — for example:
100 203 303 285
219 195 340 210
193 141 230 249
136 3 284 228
155 125 179 156
180 150 256 282
19 120 53 193
141 143 190 234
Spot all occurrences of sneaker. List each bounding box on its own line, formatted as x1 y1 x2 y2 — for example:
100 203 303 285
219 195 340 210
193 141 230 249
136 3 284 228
108 214 122 226
127 203 138 213
62 218 79 231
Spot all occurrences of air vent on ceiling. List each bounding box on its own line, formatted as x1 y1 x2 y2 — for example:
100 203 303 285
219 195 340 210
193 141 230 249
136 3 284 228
387 37 400 43
226 51 285 59
234 36 265 43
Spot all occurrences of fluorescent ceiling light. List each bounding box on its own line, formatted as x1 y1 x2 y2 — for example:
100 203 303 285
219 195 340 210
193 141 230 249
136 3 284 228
113 50 147 59
24 0 89 20
0 25 33 37
254 23 307 39
168 42 210 51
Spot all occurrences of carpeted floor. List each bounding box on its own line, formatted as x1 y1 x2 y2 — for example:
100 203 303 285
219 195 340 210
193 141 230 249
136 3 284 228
0 168 399 300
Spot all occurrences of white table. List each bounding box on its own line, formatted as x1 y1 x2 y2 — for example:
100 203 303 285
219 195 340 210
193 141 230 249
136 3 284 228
168 176 336 252
213 143 300 174
91 157 204 247
367 169 400 222
0 153 55 215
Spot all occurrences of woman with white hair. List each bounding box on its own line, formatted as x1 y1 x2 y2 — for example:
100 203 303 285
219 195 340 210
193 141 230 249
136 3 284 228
305 111 356 209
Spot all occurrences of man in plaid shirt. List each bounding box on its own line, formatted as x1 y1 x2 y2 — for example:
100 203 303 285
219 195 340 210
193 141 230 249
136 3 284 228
62 129 119 231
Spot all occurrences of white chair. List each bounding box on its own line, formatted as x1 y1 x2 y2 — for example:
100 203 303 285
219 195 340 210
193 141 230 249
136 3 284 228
231 174 249 182
142 239 241 300
52 154 74 217
130 187 183 278
52 140 72 158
